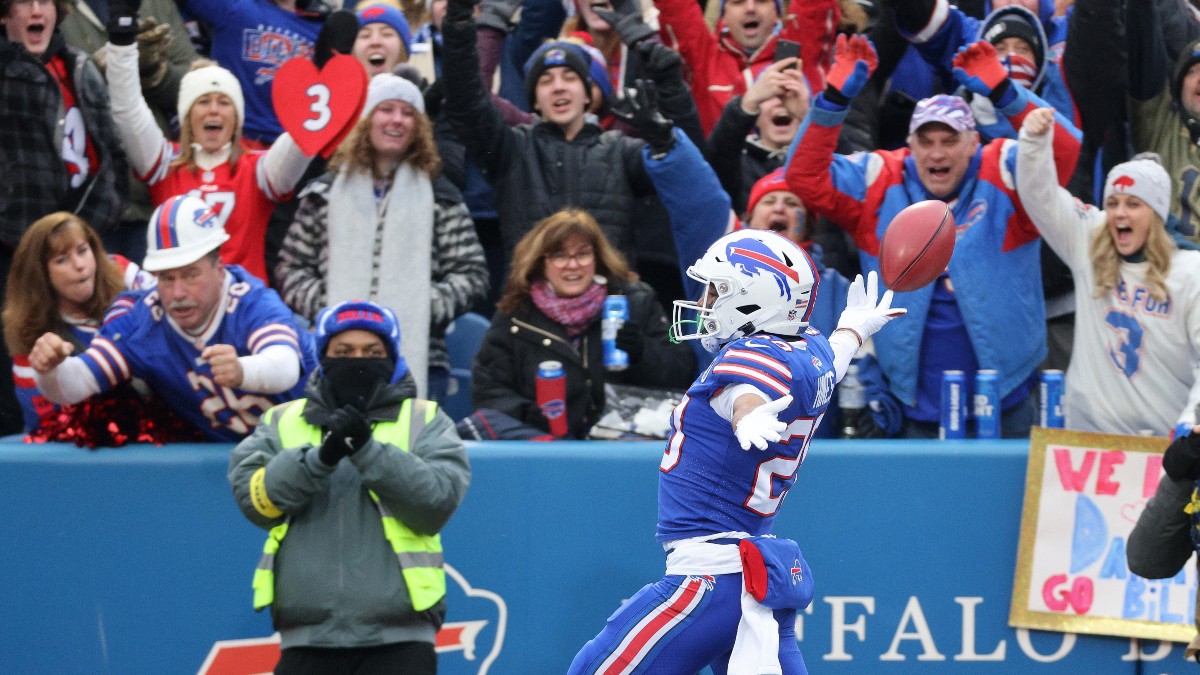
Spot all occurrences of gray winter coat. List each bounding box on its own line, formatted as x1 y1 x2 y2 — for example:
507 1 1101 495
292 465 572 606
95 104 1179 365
228 374 471 649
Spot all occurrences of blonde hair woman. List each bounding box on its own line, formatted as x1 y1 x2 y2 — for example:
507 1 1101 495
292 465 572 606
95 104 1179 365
103 38 315 282
472 208 695 438
1017 106 1200 436
276 73 489 400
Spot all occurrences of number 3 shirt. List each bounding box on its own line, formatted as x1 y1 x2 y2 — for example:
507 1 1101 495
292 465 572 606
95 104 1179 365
656 332 836 543
1018 127 1200 435
76 265 317 442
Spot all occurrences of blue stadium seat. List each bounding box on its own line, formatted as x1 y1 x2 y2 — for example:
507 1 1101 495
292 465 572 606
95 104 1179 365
442 312 490 421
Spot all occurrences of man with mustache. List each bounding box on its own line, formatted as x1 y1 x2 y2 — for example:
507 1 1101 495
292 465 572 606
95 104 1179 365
27 194 317 442
787 34 1081 439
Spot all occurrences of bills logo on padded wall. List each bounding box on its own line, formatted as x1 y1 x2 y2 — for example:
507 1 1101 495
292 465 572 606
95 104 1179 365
198 564 508 674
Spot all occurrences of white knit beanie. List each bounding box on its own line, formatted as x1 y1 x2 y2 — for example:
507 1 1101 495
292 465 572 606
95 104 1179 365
362 72 425 118
1103 158 1172 225
177 66 245 128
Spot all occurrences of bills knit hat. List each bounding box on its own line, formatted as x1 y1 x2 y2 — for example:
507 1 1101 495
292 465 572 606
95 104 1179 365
314 300 409 380
746 168 792 215
1104 157 1172 225
357 3 414 55
524 41 593 110
362 72 425 118
178 65 245 129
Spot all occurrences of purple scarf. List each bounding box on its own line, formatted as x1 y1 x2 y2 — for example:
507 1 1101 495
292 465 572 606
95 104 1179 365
530 279 607 338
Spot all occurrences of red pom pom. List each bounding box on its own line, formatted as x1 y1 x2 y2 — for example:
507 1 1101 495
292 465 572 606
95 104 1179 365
27 386 206 448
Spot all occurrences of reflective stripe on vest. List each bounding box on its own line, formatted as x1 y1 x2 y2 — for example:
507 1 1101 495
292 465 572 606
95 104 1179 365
251 398 446 612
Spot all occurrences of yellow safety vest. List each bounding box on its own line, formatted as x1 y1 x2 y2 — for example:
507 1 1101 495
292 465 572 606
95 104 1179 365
251 397 446 612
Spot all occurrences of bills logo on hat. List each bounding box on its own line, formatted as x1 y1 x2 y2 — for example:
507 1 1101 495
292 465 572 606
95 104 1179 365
543 47 568 66
1112 175 1136 192
193 207 218 229
362 5 386 20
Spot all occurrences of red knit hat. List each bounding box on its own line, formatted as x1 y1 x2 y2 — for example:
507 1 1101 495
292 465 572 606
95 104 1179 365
746 169 792 215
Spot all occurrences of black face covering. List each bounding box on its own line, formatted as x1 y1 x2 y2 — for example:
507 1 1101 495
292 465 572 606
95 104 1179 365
320 357 394 412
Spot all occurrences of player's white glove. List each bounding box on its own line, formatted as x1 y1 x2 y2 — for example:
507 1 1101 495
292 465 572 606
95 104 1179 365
734 394 793 451
835 271 907 347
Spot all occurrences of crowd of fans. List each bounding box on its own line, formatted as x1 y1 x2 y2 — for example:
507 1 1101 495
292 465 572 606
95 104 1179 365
3 0 1200 447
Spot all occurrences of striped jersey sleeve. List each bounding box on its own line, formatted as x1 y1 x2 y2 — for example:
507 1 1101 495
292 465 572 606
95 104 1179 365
708 342 793 397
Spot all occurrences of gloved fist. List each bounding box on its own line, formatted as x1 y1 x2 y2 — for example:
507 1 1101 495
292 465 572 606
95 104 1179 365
835 271 906 346
952 40 1013 106
447 0 479 24
615 80 675 156
735 395 793 451
106 0 142 47
136 19 172 87
592 0 657 46
318 406 372 466
823 33 877 106
1164 427 1200 482
636 40 683 82
476 0 522 32
615 321 645 364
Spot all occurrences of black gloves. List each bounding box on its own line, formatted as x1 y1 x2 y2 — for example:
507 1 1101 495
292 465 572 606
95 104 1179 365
477 0 522 32
617 80 675 156
106 0 141 47
313 9 360 68
318 407 373 466
447 0 479 25
635 40 683 83
615 321 644 364
1163 431 1200 482
592 0 656 47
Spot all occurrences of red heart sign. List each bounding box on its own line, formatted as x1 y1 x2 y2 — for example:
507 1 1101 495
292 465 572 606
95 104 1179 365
272 54 367 158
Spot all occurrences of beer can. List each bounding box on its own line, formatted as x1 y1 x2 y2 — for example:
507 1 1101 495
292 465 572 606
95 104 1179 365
602 296 630 371
1040 369 1065 429
940 370 967 440
536 360 568 437
974 369 1000 439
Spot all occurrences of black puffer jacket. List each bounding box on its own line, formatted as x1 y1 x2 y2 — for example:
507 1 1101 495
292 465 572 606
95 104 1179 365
0 32 128 245
441 18 656 262
471 279 695 439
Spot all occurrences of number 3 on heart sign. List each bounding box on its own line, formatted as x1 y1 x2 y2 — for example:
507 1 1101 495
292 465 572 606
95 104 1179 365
304 84 333 132
272 54 368 158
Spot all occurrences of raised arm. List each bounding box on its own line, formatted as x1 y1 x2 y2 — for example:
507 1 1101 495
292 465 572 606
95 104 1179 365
1015 108 1096 264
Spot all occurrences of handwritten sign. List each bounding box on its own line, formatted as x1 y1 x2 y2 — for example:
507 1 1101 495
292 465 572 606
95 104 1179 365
1010 427 1196 641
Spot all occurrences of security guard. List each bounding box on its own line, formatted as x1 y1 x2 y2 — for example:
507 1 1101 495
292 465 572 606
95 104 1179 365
229 300 471 674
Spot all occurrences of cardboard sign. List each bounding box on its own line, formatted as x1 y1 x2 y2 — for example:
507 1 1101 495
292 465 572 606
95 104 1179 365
1010 427 1197 642
272 54 367 158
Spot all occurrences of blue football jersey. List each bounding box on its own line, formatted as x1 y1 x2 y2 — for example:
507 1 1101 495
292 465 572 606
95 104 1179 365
77 266 317 442
656 330 836 542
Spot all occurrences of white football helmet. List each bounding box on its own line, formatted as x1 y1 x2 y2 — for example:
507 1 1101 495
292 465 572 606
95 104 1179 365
143 194 230 272
671 231 820 352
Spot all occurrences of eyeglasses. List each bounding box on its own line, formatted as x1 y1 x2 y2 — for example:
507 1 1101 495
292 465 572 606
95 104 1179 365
545 248 594 268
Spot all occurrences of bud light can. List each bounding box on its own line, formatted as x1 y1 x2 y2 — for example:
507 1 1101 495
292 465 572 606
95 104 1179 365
536 360 569 437
1040 369 1065 429
602 295 629 371
940 370 967 440
974 369 1000 439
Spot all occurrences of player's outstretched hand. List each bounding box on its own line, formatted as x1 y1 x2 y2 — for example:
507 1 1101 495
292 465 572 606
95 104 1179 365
835 271 906 347
1022 107 1055 137
735 394 793 451
201 344 244 388
28 332 74 373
